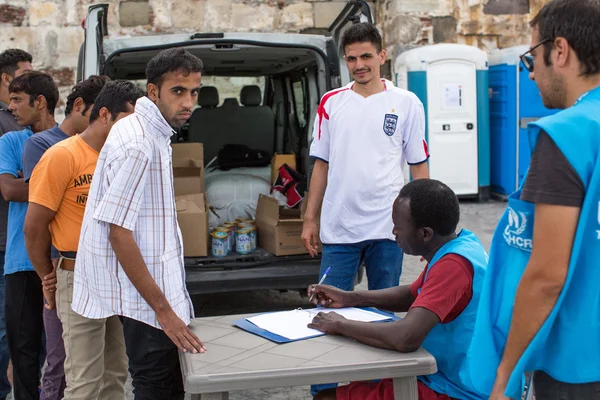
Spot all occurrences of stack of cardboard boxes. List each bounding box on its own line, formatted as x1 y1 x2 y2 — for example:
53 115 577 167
172 143 208 257
171 146 320 258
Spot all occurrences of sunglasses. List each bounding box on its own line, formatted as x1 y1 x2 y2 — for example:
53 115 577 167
519 38 552 72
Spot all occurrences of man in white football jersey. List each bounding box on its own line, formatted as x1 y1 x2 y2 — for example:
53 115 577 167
302 22 430 296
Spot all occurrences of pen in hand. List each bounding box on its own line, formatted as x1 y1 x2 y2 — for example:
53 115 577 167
308 266 331 303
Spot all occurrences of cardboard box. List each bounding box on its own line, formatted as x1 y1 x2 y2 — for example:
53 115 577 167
256 194 321 256
271 153 297 184
176 193 208 257
172 143 204 196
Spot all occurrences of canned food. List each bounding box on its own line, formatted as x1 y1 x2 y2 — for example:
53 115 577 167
248 226 257 250
211 231 228 257
236 228 252 255
216 227 232 252
227 226 237 250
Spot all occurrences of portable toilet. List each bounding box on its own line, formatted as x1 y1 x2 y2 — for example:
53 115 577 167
488 45 558 197
395 44 490 201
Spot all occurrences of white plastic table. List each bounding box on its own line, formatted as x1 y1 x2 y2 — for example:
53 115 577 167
179 313 437 400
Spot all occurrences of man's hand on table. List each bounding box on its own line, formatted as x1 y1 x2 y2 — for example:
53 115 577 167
308 311 347 335
158 310 207 354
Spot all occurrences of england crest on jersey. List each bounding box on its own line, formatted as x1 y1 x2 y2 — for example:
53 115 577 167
383 114 398 136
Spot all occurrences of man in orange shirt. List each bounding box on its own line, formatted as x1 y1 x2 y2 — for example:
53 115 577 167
23 80 144 399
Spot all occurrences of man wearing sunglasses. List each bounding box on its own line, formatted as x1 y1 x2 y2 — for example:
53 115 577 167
468 0 600 399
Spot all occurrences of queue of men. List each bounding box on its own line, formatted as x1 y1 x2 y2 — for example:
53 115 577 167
0 45 204 399
0 0 598 399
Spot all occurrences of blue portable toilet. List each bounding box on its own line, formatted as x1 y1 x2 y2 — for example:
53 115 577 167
395 44 490 201
488 45 558 197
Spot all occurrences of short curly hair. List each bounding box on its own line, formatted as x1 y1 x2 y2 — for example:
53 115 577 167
340 23 382 54
531 0 600 76
0 48 32 77
397 179 460 236
145 48 203 90
65 75 110 117
9 71 59 115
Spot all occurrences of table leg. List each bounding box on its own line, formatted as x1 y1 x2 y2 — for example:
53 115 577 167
190 392 229 400
393 376 418 400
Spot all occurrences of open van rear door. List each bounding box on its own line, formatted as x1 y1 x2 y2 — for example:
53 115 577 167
328 1 374 86
82 4 108 79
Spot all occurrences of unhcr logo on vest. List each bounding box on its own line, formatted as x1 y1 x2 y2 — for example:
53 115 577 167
503 207 533 252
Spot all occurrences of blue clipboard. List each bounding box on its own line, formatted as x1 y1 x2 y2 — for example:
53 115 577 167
233 307 400 344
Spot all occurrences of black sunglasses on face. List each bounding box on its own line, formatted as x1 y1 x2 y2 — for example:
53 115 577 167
519 38 552 72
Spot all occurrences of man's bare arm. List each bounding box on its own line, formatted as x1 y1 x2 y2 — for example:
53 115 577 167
108 224 206 354
24 203 55 278
409 162 429 180
304 159 328 221
0 173 28 202
301 159 328 256
23 203 58 309
494 204 578 390
309 307 440 352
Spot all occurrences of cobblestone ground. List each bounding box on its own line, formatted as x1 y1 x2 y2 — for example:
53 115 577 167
9 200 507 400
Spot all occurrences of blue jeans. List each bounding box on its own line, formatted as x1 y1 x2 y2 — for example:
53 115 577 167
311 239 404 395
319 239 404 291
0 251 10 400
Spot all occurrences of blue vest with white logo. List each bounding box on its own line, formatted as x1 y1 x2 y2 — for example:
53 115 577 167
468 85 600 399
417 229 488 400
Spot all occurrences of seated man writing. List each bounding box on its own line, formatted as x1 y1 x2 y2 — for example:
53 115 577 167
308 178 488 400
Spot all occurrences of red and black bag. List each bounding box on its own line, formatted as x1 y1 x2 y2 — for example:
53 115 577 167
271 163 306 208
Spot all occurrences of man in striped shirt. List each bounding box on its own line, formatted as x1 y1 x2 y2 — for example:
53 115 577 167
72 48 206 399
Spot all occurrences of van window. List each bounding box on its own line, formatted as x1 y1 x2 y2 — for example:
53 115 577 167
202 76 265 106
129 76 266 107
292 79 307 128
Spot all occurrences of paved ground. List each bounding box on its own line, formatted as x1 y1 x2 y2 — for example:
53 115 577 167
10 200 507 400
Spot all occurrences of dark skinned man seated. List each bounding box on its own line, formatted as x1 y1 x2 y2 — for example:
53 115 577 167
308 178 488 400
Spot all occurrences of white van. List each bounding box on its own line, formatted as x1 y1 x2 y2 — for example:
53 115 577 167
77 1 373 295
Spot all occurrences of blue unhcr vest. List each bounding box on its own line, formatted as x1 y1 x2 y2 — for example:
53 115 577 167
468 85 600 399
417 229 489 399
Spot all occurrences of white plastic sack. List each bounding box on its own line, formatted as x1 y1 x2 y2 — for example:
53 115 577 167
206 173 286 228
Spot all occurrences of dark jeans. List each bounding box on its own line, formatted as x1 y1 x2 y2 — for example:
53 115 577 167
121 316 184 400
534 371 600 400
40 306 65 400
0 252 11 400
5 271 45 400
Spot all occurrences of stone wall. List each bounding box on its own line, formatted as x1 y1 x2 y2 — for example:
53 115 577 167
380 0 550 62
0 0 549 117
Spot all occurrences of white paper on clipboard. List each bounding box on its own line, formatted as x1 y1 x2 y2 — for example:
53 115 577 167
443 84 462 108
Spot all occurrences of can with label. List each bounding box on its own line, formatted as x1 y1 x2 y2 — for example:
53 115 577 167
236 228 252 255
227 226 237 250
248 226 257 250
216 227 232 252
222 223 237 249
211 231 228 257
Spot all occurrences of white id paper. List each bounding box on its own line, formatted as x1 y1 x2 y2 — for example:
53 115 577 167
246 308 391 341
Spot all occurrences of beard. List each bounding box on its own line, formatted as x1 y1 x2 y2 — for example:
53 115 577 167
541 72 567 109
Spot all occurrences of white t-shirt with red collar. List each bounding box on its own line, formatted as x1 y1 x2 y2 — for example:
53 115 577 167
309 79 428 244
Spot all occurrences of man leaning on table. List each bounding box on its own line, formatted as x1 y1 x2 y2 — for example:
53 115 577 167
70 48 206 400
308 179 489 400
